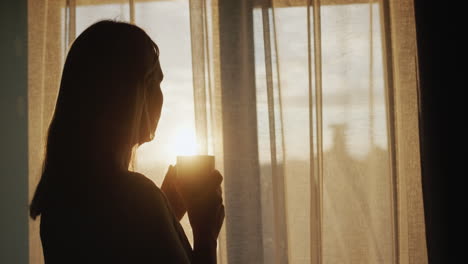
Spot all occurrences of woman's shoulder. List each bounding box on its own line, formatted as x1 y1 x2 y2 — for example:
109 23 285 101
125 170 158 188
120 171 176 229
122 171 165 204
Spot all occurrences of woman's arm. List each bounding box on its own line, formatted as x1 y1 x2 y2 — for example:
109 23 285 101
161 168 225 264
161 165 187 221
192 202 225 264
186 173 225 264
130 174 192 263
192 237 218 264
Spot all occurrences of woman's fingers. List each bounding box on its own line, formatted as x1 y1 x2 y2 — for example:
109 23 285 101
218 204 224 219
204 188 222 208
212 170 223 185
162 165 176 186
204 170 223 192
216 204 225 233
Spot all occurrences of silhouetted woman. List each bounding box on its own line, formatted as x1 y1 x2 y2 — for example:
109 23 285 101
30 21 224 263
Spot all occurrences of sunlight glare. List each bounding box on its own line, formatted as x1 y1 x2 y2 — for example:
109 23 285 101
174 126 199 156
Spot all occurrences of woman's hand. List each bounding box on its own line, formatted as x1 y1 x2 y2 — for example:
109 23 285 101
181 170 224 264
177 170 224 244
182 170 225 245
161 165 187 221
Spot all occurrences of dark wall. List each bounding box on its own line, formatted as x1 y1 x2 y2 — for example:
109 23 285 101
0 0 29 263
414 0 446 263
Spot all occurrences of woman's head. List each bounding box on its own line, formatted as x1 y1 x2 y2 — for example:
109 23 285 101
30 21 163 219
54 20 162 164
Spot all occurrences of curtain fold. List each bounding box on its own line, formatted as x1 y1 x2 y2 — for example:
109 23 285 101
28 1 65 263
260 6 289 263
385 0 428 262
28 0 427 263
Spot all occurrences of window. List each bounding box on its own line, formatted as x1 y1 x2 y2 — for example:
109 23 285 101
29 0 427 263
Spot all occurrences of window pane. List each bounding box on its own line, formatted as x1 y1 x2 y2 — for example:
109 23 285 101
320 3 394 263
76 0 130 34
253 2 395 263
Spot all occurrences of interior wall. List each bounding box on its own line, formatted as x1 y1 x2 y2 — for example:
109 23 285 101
0 0 29 263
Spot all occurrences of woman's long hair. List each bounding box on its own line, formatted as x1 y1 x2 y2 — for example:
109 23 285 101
30 21 161 219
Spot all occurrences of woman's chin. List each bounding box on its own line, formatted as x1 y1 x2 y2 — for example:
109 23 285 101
138 136 152 145
138 129 157 145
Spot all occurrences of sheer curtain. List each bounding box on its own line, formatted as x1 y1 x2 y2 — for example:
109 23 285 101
28 0 427 263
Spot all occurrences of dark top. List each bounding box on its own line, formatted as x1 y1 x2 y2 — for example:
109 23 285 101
40 170 192 263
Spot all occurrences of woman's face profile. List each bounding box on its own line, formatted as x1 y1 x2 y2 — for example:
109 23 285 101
145 59 164 142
